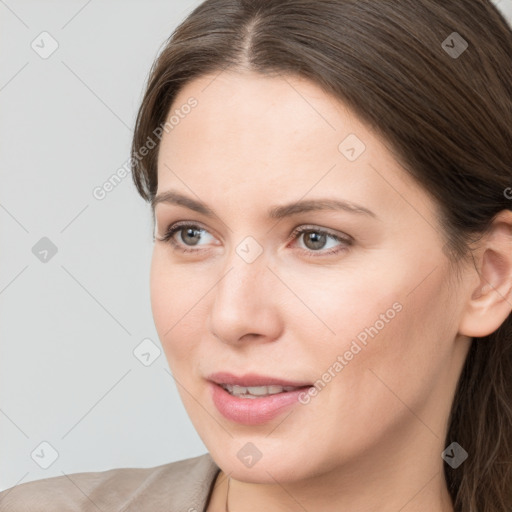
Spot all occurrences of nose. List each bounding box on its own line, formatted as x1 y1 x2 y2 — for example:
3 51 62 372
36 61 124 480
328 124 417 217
208 249 282 347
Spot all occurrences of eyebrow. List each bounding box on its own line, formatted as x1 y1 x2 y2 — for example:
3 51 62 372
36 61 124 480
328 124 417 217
151 190 376 219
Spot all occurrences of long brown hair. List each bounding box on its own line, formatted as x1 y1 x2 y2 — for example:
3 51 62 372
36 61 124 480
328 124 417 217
130 1 512 510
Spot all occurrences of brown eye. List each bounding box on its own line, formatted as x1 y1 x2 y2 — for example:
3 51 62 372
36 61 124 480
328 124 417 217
301 230 329 250
176 226 203 246
158 222 214 253
289 226 353 258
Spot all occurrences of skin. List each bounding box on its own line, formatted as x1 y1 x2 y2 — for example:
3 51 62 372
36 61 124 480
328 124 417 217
150 70 512 512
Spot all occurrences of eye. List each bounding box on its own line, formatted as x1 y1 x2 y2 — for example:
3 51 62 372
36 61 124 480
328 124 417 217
156 221 352 258
156 221 216 254
287 225 352 258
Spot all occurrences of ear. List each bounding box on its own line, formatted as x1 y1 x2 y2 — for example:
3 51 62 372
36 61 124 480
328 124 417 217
458 209 512 338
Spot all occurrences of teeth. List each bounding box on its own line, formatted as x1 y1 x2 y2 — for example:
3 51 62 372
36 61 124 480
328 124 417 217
222 384 298 398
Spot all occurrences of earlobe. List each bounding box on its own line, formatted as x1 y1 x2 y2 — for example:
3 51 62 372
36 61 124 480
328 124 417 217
458 210 512 338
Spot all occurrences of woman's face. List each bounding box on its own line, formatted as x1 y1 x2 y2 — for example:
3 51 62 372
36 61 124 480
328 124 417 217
150 70 473 483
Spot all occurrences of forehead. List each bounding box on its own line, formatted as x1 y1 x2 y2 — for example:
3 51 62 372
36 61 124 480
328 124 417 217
155 70 434 228
160 70 369 163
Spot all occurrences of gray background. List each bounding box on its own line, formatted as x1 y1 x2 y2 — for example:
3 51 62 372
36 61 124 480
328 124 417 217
1 0 511 491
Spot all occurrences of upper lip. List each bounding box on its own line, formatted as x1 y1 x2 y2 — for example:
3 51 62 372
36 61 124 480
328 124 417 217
207 372 312 388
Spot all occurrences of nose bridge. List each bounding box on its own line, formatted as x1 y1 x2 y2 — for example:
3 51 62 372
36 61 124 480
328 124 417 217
208 234 282 342
217 235 270 303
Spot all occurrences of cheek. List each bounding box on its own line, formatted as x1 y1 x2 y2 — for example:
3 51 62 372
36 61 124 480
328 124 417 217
299 252 454 391
281 259 405 353
325 262 455 417
149 250 168 339
149 249 207 369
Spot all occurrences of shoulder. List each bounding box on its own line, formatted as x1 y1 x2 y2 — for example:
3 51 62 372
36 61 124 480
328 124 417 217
0 452 220 512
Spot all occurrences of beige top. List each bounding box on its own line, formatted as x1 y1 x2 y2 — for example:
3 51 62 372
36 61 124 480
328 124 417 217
0 452 221 512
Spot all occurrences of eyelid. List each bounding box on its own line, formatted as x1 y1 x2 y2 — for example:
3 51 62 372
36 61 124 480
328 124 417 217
287 224 353 244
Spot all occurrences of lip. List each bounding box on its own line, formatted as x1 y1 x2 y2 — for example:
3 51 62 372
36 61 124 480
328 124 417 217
207 372 313 425
207 371 312 388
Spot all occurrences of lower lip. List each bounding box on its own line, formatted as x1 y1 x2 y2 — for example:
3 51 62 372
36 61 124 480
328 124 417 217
209 382 312 425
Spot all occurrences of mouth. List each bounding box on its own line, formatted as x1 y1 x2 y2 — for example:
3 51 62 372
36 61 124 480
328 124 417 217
207 372 314 425
219 383 307 398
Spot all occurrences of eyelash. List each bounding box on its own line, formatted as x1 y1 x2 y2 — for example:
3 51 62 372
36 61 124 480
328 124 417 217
157 221 353 258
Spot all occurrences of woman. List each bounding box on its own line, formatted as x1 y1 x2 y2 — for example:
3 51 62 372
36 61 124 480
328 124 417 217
1 1 511 511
